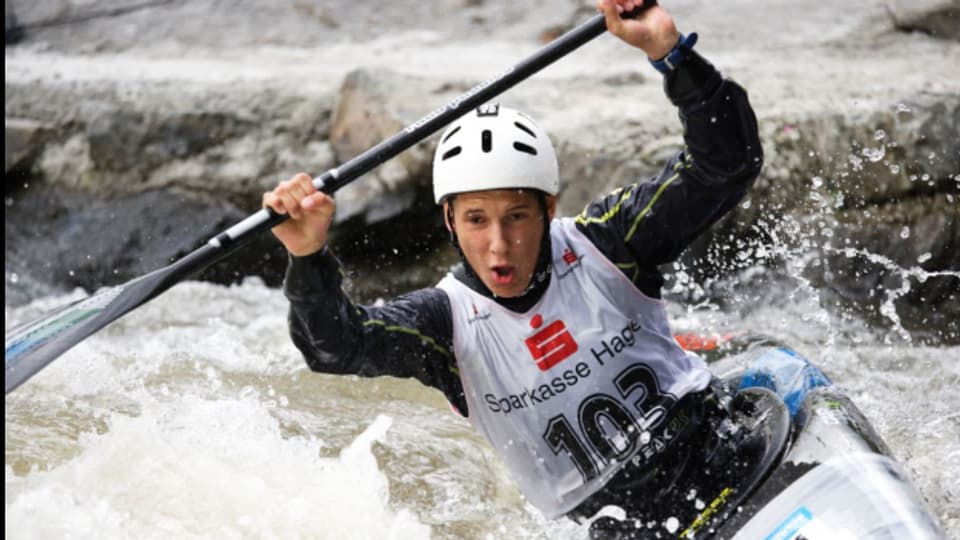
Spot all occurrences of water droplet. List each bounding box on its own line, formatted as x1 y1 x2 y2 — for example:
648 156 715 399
69 270 75 277
664 517 680 533
811 176 824 188
917 252 932 263
874 129 886 141
889 164 901 174
848 154 864 171
861 145 885 163
9 273 18 284
900 226 910 239
710 116 717 123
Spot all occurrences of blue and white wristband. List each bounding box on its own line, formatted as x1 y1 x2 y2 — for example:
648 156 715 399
649 32 699 75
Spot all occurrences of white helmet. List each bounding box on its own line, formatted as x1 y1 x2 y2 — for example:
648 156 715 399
432 104 559 204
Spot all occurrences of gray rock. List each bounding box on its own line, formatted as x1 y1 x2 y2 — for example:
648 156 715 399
888 0 960 40
5 117 52 176
329 69 459 224
809 192 960 336
752 95 959 220
4 180 288 304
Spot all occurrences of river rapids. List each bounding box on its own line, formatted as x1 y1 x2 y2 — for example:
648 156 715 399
5 240 959 539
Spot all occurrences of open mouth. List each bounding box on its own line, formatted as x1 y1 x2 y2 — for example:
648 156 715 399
491 265 516 285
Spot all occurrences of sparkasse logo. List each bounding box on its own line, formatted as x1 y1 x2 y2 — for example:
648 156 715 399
524 314 578 371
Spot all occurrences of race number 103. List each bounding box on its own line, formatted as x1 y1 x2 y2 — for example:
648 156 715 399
542 363 677 481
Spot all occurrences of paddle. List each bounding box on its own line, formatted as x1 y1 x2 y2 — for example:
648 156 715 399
4 1 658 395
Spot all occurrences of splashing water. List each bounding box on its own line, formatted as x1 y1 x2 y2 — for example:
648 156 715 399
5 253 960 538
4 280 582 540
861 144 886 163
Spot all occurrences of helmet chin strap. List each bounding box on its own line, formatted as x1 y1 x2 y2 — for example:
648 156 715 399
445 193 553 306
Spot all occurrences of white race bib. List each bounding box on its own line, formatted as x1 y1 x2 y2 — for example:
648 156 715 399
438 218 711 517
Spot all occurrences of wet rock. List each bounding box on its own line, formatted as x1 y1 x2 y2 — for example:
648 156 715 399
5 1 24 45
85 107 254 174
754 95 959 217
803 192 959 338
664 94 959 339
888 0 960 40
4 180 288 305
329 68 459 224
5 78 337 205
5 118 52 177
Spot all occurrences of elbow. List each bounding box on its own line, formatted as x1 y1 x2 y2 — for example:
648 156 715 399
301 347 362 376
302 348 342 374
737 142 764 187
292 329 359 375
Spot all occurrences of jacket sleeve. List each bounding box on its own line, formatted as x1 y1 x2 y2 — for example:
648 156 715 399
575 47 763 298
282 248 468 414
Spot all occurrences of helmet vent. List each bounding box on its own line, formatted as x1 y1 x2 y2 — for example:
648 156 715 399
442 125 461 143
514 122 536 138
442 146 462 160
513 142 537 155
481 129 493 153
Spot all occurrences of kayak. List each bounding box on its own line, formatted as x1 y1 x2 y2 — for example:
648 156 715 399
671 333 947 540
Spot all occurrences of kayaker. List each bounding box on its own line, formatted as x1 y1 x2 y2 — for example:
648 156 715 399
263 0 765 536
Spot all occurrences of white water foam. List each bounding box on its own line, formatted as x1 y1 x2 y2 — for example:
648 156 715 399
6 389 429 540
5 275 957 538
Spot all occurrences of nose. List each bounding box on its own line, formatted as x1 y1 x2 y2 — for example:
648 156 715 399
488 223 511 256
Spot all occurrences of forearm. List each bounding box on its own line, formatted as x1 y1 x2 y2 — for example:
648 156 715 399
283 250 466 410
575 47 763 289
665 47 764 184
284 249 367 374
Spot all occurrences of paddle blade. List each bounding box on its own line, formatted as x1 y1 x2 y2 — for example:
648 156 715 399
5 274 162 395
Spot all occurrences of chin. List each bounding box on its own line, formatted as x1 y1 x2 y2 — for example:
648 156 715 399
487 284 521 298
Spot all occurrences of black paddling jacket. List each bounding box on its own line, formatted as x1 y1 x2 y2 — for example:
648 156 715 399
283 49 763 416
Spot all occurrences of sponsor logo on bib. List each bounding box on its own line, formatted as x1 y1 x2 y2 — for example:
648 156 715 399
467 302 491 324
556 248 583 279
525 314 578 371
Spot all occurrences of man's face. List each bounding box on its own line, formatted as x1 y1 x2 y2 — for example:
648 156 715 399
445 189 556 298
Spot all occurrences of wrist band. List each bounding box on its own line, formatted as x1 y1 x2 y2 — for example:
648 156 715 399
649 32 699 74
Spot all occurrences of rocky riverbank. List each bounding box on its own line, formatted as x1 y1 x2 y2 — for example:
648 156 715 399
5 0 959 341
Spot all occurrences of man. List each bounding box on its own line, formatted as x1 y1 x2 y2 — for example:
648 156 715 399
264 0 764 537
